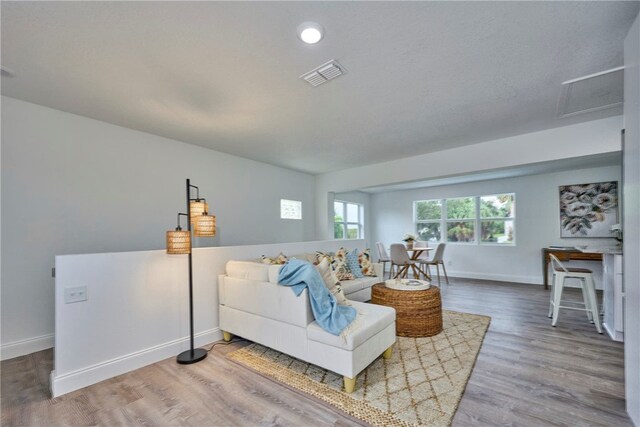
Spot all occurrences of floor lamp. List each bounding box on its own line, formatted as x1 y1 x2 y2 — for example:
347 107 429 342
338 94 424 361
166 178 216 364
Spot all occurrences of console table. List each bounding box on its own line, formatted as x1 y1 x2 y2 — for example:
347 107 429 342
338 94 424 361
541 248 603 289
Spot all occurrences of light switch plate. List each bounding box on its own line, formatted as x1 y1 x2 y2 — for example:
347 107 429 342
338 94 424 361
64 286 87 304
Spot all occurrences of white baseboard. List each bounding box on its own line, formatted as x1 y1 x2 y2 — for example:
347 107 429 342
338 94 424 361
51 328 222 397
446 270 542 285
1 333 55 361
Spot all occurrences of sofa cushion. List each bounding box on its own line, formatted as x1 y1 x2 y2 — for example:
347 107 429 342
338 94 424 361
307 301 396 351
226 261 270 282
341 276 380 295
268 264 283 284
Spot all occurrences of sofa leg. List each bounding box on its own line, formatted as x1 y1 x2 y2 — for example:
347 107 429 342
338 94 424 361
382 346 393 360
344 376 356 393
222 331 233 342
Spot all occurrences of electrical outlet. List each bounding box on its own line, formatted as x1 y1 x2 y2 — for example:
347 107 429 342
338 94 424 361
64 286 87 304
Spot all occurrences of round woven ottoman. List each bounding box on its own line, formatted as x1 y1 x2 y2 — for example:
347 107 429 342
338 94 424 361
371 283 443 337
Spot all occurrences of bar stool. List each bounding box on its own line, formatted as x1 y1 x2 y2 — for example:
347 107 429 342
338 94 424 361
547 254 602 333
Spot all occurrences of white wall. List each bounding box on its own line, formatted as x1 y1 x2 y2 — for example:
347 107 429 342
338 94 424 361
316 117 624 240
1 96 316 359
371 165 621 285
52 239 367 396
624 12 640 426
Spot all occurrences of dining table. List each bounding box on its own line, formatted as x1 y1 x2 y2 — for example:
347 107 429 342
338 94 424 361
399 247 433 281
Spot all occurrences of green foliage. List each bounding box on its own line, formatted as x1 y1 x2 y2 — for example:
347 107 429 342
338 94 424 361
446 198 475 219
447 221 475 242
334 215 344 239
415 200 441 220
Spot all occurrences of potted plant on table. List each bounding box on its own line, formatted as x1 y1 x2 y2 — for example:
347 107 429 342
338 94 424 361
403 233 417 249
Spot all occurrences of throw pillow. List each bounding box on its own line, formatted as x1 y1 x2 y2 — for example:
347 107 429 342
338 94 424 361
332 247 355 281
316 257 349 305
345 248 364 278
261 252 288 265
358 248 378 277
315 251 335 266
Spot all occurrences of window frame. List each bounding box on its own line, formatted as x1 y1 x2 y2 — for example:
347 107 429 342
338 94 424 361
413 193 516 246
334 200 364 240
280 199 302 220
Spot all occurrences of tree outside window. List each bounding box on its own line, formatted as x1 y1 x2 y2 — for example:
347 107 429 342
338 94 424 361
334 201 363 239
413 193 515 245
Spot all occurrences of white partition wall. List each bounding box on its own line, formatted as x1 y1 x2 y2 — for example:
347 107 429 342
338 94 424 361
624 11 640 425
51 239 369 397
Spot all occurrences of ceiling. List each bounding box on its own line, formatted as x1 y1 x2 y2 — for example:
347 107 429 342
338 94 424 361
1 2 638 175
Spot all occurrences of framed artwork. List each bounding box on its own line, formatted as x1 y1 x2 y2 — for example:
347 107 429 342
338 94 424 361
559 181 618 238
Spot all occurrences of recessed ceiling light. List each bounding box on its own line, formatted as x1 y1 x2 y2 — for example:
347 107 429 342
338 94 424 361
297 22 324 44
0 66 15 78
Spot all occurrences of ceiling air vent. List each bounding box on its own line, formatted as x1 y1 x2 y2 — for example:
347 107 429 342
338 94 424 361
300 60 345 87
557 66 624 118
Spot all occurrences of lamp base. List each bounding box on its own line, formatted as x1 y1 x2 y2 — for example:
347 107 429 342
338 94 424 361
176 348 207 364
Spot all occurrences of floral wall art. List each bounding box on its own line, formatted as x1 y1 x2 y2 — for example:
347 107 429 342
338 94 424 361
559 181 618 238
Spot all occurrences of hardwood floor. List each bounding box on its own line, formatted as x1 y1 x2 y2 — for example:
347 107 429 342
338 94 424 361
2 278 631 426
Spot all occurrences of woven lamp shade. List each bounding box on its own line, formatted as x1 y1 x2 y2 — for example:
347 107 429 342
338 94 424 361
194 214 216 237
190 200 209 224
166 230 191 254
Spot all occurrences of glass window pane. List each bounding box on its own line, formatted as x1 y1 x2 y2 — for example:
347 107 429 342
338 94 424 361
481 220 514 244
446 198 476 219
446 221 475 242
346 203 359 222
480 194 514 218
416 223 441 244
280 199 302 219
347 224 359 239
334 201 344 218
415 200 442 220
334 223 344 239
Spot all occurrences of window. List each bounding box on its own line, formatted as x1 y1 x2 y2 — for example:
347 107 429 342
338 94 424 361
480 194 515 244
446 197 476 243
334 201 363 239
414 193 515 245
414 199 442 245
280 199 302 219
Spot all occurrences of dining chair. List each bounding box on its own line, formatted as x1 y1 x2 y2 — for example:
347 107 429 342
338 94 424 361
412 240 430 260
389 243 418 279
375 242 391 279
418 243 449 286
547 254 602 333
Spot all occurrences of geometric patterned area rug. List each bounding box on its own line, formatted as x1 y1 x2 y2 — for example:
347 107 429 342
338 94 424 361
228 310 490 427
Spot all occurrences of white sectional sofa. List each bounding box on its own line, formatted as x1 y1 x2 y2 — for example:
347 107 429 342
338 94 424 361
219 260 396 392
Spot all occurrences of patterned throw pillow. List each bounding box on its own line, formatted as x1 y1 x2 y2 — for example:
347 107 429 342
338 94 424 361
315 257 349 305
315 251 335 266
261 252 288 265
345 248 364 278
358 248 378 277
332 247 355 281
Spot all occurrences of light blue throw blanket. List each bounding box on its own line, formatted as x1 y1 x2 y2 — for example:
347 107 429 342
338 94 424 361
278 259 356 336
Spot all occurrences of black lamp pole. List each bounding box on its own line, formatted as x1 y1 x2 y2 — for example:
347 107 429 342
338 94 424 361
176 178 208 364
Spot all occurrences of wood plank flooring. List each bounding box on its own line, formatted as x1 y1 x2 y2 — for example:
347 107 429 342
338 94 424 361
2 278 631 426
